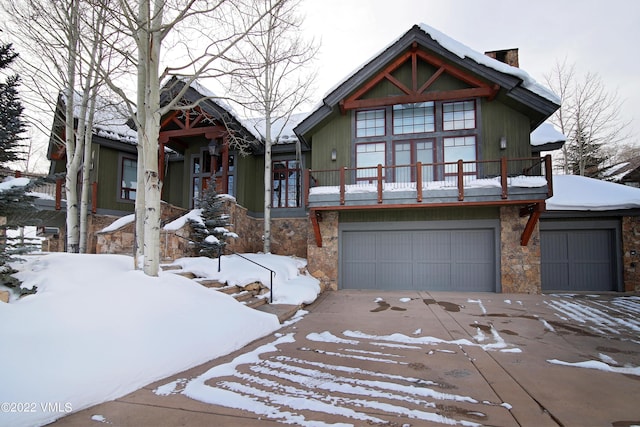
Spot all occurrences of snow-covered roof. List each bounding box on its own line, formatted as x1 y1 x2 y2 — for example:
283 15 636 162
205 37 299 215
178 78 262 141
245 112 308 145
547 175 640 211
598 157 640 183
296 23 560 139
416 23 559 104
63 91 137 144
530 123 566 147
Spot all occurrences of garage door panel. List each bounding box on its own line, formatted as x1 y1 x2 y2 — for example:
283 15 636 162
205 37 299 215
343 232 376 261
378 261 413 289
341 222 497 292
454 264 494 291
378 231 413 260
541 222 618 292
413 263 452 291
453 230 494 262
413 231 451 261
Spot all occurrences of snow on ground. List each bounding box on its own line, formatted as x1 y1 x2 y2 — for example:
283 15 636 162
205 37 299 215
0 252 318 427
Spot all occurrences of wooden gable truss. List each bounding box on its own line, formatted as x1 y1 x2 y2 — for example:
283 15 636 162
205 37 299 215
339 42 500 113
158 105 230 192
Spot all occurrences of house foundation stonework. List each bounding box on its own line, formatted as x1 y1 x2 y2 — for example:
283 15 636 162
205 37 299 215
622 216 640 292
306 211 338 291
500 206 542 294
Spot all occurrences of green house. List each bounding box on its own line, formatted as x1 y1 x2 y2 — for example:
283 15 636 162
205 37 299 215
46 24 640 294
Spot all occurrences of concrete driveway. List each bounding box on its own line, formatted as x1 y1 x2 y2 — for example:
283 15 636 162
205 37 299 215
52 291 640 426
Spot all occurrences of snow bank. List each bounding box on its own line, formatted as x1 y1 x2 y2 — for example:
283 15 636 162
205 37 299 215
171 254 321 305
0 253 281 427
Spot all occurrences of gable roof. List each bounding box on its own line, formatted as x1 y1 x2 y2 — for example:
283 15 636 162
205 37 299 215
295 23 560 141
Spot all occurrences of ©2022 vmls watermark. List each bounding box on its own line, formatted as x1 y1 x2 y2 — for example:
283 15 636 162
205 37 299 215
1 402 73 414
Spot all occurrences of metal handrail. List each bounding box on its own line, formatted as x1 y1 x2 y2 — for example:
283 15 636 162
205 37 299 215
222 250 277 303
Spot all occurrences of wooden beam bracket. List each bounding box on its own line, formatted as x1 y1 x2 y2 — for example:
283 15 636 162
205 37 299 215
310 209 323 248
520 202 545 246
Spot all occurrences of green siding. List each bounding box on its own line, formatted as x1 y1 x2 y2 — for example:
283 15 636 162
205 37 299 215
96 146 135 212
481 99 532 160
236 154 264 212
340 206 499 223
163 161 185 207
310 112 351 174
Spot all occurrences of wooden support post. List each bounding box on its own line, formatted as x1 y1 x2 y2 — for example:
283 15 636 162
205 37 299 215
416 161 422 202
544 154 553 197
91 182 98 214
377 164 383 203
304 169 310 207
310 209 323 247
339 167 346 205
457 160 464 201
55 178 63 210
501 157 508 199
159 140 165 182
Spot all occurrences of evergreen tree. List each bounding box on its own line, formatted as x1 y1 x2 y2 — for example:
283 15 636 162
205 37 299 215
188 183 237 258
0 42 26 165
566 125 609 176
0 39 33 293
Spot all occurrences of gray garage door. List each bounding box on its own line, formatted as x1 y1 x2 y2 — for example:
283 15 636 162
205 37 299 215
540 220 621 292
340 221 498 291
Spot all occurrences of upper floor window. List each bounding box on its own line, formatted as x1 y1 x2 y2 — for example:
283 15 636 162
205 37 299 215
443 100 476 130
356 109 385 137
393 102 435 134
120 157 137 201
356 142 386 180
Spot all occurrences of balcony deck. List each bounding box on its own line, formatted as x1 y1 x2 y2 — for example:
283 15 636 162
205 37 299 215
305 156 553 210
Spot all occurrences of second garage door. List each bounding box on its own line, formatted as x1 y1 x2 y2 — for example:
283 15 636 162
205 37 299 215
340 220 499 291
540 219 621 292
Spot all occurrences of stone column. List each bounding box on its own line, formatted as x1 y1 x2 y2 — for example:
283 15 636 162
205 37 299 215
307 211 339 291
500 206 541 293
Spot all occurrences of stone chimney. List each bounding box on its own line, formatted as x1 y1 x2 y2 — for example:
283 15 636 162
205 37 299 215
484 48 519 68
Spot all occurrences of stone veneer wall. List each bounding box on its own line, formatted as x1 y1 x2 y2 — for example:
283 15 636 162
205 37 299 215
500 206 542 294
622 215 640 292
95 200 308 261
306 211 338 291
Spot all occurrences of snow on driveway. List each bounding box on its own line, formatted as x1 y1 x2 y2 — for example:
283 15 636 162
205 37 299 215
153 301 521 426
148 293 640 427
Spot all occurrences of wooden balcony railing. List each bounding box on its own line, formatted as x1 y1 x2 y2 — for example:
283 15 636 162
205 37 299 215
304 155 553 207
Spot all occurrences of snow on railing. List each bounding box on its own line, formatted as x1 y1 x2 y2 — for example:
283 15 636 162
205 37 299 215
304 155 553 206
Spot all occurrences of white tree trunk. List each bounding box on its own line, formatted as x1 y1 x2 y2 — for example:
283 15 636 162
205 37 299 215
64 0 81 253
136 0 164 276
263 118 272 253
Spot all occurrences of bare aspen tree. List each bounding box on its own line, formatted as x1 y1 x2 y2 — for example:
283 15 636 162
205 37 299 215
225 0 317 253
3 0 118 253
97 0 285 275
545 59 630 176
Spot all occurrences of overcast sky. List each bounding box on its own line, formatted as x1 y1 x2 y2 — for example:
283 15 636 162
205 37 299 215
300 0 640 145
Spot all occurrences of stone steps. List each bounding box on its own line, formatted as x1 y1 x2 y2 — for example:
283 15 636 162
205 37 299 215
161 263 281 319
